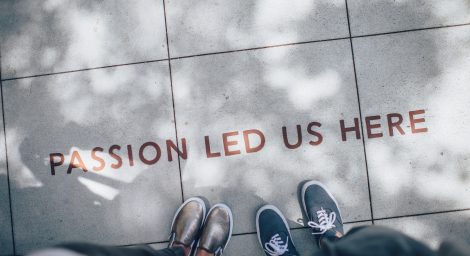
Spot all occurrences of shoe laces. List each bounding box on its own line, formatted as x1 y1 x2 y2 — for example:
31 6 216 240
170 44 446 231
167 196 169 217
307 207 336 235
264 234 290 256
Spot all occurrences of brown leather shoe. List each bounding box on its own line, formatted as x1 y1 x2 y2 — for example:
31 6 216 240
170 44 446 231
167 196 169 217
168 197 206 253
195 204 233 256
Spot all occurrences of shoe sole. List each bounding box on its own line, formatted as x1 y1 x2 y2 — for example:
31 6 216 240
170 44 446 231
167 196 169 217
255 204 295 251
301 180 342 224
170 197 207 253
195 203 233 254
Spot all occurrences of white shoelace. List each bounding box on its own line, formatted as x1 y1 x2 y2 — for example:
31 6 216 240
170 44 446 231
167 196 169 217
264 234 289 256
307 207 336 235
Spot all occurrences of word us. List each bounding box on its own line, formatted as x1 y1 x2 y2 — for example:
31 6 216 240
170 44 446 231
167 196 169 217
49 109 427 175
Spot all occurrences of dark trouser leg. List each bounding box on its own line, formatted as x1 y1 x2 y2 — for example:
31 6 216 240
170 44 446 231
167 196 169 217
314 226 437 256
55 243 184 256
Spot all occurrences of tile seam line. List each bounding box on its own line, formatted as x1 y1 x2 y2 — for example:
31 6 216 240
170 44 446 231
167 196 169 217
345 0 374 224
121 207 470 246
1 58 169 82
0 48 17 255
3 21 470 82
352 21 470 39
0 36 348 82
374 208 470 221
162 0 185 203
118 219 375 247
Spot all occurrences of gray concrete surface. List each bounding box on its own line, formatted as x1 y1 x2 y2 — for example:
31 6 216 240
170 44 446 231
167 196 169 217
2 63 182 254
348 0 470 36
172 40 371 235
353 25 470 218
0 96 13 255
166 0 349 57
0 0 469 255
0 0 168 79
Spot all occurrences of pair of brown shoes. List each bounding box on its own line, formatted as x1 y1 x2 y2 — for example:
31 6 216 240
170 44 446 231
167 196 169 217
168 198 233 256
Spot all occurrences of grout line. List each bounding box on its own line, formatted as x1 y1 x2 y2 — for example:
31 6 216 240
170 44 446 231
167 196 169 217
168 36 350 60
121 207 470 247
1 58 168 82
352 22 470 39
0 48 17 255
2 22 470 82
374 208 470 222
120 219 375 246
345 0 375 224
162 0 185 203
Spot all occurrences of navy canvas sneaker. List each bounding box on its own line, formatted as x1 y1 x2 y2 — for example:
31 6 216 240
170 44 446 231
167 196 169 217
301 181 344 248
256 205 299 256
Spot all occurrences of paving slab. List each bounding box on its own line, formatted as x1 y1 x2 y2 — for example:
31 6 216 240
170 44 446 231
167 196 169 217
172 40 371 235
2 62 182 254
348 0 470 36
147 242 169 251
0 95 13 255
0 0 168 79
376 211 470 249
165 0 349 57
225 221 372 256
352 26 470 218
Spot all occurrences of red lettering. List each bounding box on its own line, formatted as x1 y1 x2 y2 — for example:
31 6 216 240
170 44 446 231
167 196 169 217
282 125 302 149
166 138 188 161
139 142 161 165
67 151 88 174
340 118 361 141
49 153 64 175
409 109 428 133
127 145 135 167
91 147 105 171
223 131 241 156
109 145 122 169
307 122 323 146
205 136 221 158
387 113 405 136
243 129 265 153
365 115 383 139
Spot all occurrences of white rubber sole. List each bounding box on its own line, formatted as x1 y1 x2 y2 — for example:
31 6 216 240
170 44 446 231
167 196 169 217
301 180 342 222
195 203 233 254
255 204 295 250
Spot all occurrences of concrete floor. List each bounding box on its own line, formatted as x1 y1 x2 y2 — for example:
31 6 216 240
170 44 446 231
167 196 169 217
0 0 469 255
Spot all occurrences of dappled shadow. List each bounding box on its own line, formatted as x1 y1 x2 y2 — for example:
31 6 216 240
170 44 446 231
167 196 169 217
353 22 470 218
165 0 349 57
1 62 183 253
172 39 371 235
0 0 469 255
348 0 470 36
0 0 167 79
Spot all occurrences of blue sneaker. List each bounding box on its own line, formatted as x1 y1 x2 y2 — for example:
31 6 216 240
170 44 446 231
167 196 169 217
301 181 344 248
256 205 299 256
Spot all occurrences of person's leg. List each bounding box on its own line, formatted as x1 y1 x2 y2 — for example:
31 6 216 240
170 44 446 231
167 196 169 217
27 197 206 256
256 205 300 256
300 180 436 256
44 243 184 256
312 225 437 256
